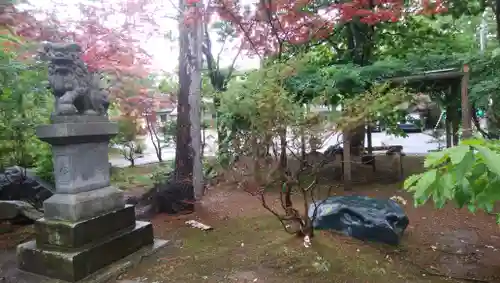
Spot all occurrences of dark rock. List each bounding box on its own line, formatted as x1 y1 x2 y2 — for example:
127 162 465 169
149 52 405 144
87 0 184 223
309 195 409 245
0 201 43 222
0 201 18 220
0 166 54 211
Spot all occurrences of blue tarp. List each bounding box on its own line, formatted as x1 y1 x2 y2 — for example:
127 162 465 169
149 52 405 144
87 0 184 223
308 196 409 245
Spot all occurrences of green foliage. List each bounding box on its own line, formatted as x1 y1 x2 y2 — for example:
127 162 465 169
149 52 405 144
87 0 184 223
0 37 52 170
161 119 177 147
217 60 307 164
376 15 476 59
220 61 303 129
282 12 499 112
34 144 54 183
158 76 178 94
112 117 143 167
404 138 500 222
336 84 414 135
286 48 500 113
150 160 175 184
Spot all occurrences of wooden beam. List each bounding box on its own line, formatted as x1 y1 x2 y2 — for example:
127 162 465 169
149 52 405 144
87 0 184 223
386 69 464 84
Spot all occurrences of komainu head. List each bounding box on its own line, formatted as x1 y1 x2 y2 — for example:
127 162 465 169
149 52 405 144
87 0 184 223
43 42 89 98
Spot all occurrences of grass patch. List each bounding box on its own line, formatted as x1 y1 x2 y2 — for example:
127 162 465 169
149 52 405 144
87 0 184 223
126 215 450 282
110 162 169 190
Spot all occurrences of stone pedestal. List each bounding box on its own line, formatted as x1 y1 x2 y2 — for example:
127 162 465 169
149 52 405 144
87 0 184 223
17 116 156 282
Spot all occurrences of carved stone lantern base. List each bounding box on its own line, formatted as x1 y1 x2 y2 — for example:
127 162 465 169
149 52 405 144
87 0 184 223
16 116 159 282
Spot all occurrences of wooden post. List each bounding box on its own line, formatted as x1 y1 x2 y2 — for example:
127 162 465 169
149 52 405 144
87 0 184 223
445 105 452 148
461 64 472 139
343 132 352 191
397 153 404 181
366 125 375 172
452 114 459 146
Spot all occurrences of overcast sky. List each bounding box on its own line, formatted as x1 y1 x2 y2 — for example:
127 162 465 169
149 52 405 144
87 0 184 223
28 0 260 74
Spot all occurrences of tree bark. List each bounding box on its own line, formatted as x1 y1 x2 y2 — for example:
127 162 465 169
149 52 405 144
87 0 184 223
174 0 193 183
146 117 163 162
188 3 204 199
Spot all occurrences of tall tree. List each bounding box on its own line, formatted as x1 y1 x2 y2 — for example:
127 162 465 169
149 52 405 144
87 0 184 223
175 0 194 183
202 20 242 166
187 0 204 199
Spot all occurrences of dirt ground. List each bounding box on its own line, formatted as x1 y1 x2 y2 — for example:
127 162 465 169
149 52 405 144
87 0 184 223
118 174 500 282
2 156 500 283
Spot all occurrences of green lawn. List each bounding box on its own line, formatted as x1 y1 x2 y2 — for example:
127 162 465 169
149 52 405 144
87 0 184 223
110 162 168 190
122 215 453 283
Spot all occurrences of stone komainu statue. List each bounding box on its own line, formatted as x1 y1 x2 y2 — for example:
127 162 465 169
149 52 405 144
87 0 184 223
43 42 110 116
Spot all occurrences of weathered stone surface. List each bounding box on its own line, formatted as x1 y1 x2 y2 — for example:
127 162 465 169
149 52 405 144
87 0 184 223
17 221 154 282
0 201 19 220
43 42 110 117
2 239 167 283
43 186 125 222
35 205 135 249
51 142 110 193
50 115 109 124
0 200 43 221
15 58 163 282
0 166 54 210
36 122 117 146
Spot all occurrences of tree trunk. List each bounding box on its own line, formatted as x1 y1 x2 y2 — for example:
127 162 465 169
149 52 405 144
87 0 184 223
174 0 193 183
146 118 163 162
188 4 204 200
349 126 365 156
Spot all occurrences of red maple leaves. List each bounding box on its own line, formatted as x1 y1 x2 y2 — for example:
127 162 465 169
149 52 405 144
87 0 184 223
209 0 447 58
0 1 154 77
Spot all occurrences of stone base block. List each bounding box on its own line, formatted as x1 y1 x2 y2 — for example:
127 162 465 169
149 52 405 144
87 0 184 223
43 186 125 222
36 121 118 146
17 221 154 282
35 205 135 249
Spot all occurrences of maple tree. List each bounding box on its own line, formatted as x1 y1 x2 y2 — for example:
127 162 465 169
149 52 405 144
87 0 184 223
0 0 171 171
0 0 156 81
209 0 447 59
0 0 168 144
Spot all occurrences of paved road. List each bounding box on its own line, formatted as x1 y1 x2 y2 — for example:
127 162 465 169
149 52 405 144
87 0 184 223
109 130 217 167
319 131 441 155
109 130 441 167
